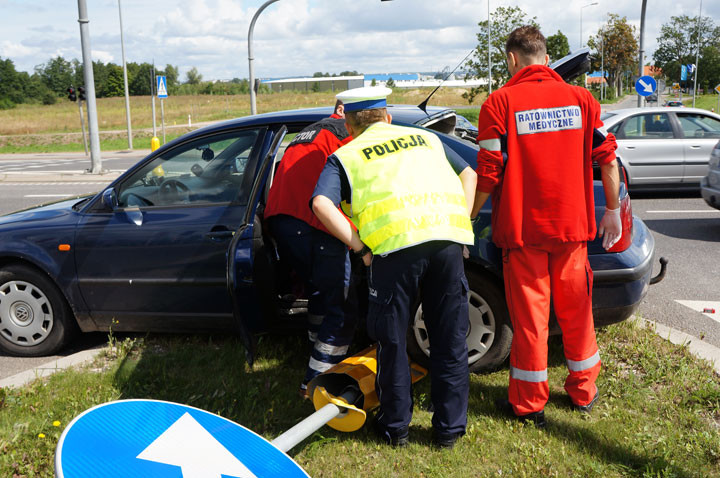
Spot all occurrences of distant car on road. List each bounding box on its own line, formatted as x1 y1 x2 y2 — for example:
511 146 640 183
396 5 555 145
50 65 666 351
665 100 684 107
601 107 720 189
647 93 658 103
701 140 720 210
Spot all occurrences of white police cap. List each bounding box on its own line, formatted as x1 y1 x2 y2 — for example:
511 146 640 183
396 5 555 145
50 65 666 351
336 86 392 113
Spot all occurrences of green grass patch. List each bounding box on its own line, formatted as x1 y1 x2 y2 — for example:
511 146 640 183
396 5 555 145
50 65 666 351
0 132 185 154
455 108 480 126
1 319 719 477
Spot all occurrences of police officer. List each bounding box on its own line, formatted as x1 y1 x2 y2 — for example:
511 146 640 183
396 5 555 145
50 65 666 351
265 100 356 398
472 26 622 427
312 87 477 448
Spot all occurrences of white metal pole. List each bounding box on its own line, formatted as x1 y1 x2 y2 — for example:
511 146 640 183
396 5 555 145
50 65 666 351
78 100 88 155
487 0 492 94
248 0 281 115
118 0 132 150
77 0 102 173
160 98 166 144
601 37 604 101
692 0 702 108
637 0 647 107
151 68 157 138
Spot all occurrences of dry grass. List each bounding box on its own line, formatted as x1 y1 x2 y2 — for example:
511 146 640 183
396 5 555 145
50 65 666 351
0 88 479 137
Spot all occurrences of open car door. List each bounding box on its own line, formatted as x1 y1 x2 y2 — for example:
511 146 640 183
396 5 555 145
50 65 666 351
227 125 288 366
550 47 591 83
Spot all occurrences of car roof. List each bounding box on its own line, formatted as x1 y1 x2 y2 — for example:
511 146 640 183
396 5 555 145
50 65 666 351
602 107 720 124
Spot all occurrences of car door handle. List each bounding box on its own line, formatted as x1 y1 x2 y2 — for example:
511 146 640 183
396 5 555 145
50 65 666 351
689 145 702 149
205 229 235 241
625 146 636 150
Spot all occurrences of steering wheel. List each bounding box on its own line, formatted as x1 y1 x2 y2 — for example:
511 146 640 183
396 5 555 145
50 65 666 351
158 179 191 203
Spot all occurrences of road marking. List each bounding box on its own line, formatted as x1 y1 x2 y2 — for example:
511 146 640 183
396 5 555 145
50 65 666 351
646 210 720 214
675 300 720 323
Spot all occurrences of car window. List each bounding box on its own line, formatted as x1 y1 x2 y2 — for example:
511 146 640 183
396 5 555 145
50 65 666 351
600 112 616 122
618 113 674 139
676 113 720 139
116 129 262 208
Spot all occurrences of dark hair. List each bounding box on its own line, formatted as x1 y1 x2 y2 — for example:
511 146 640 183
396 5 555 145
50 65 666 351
334 99 344 114
505 25 546 59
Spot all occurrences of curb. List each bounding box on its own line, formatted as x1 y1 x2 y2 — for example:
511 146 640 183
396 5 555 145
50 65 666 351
641 319 720 374
2 321 719 389
0 347 104 389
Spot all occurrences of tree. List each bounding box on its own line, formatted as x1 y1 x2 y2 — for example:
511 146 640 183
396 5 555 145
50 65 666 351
588 14 638 97
371 78 377 86
35 56 76 96
311 81 320 92
653 15 720 87
162 64 179 91
546 30 570 63
464 6 539 103
128 62 154 96
186 66 202 85
386 77 395 88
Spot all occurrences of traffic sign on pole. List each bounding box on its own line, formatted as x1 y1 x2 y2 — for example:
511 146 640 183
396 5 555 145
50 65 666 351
635 75 657 97
157 75 168 99
56 400 309 478
715 84 720 94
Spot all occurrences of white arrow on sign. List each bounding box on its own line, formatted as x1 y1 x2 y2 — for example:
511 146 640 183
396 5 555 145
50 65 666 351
638 78 654 93
137 413 258 478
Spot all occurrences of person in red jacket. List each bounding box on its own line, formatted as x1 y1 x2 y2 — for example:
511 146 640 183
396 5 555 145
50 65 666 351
471 26 622 427
265 100 355 398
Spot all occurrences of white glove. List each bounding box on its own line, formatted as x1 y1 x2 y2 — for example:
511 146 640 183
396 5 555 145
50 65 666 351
598 207 622 250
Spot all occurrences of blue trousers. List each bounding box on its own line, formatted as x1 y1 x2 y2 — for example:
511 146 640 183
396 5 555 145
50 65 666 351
268 215 355 384
367 241 469 436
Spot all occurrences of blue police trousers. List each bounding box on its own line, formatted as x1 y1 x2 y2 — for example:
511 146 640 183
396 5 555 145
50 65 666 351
268 215 355 385
367 240 469 437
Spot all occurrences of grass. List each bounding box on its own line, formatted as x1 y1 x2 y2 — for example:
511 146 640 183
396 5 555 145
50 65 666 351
1 318 719 477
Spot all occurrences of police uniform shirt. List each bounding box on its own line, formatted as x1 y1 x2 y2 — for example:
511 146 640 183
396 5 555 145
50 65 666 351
312 141 469 209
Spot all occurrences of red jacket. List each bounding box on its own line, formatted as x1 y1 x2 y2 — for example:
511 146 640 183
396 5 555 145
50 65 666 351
265 116 352 233
475 65 617 249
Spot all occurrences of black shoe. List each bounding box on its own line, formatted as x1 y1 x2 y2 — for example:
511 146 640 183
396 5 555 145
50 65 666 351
372 417 409 447
494 398 547 428
432 431 464 449
571 388 599 413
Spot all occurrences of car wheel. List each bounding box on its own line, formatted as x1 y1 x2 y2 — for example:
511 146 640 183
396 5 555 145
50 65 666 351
0 264 77 356
407 269 512 373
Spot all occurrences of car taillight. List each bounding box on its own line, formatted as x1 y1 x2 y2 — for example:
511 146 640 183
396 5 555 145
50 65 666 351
607 194 632 252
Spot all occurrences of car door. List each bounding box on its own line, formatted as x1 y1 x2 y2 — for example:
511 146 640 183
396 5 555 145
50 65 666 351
228 125 287 365
673 111 720 184
73 126 270 331
614 112 684 185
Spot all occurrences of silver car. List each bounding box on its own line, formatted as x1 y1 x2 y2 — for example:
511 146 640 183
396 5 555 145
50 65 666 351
701 140 720 210
601 107 720 188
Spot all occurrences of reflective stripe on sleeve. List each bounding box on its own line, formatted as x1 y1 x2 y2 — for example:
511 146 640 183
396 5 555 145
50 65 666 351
478 138 502 152
567 351 600 372
308 356 335 373
510 366 548 383
314 341 350 357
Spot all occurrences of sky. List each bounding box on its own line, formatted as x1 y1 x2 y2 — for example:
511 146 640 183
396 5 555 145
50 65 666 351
0 0 718 82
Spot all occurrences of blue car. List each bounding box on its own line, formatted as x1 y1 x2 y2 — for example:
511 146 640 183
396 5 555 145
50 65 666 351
0 52 666 372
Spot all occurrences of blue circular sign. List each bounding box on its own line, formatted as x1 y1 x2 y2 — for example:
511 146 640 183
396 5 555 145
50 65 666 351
635 76 657 97
56 400 309 478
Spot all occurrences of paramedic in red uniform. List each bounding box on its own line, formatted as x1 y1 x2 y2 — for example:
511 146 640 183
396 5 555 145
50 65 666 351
471 26 622 427
264 100 355 398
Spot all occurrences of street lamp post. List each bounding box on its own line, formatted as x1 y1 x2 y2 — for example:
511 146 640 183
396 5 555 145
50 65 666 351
637 0 647 107
580 2 598 49
248 0 281 116
692 0 703 108
487 0 492 94
118 0 132 150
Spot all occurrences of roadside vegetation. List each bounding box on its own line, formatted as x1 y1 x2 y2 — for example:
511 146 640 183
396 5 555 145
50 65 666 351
1 318 718 477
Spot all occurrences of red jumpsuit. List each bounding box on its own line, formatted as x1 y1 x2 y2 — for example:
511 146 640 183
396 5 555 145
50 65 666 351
475 65 617 414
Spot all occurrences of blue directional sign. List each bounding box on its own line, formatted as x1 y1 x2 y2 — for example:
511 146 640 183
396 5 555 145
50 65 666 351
635 75 657 97
56 400 309 478
156 75 168 98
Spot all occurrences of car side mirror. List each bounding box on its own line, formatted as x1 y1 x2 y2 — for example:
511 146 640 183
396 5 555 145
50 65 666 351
101 188 118 211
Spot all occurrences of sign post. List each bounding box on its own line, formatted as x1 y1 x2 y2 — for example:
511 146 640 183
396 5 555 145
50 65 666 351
715 84 720 113
157 75 168 144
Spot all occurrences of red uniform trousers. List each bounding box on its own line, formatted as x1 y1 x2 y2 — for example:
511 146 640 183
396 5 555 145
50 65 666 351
503 241 601 415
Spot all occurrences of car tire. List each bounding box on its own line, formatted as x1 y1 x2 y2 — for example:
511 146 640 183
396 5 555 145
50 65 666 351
407 269 512 374
0 264 77 357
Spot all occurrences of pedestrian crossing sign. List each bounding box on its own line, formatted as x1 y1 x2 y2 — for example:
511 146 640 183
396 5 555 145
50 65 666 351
156 75 168 98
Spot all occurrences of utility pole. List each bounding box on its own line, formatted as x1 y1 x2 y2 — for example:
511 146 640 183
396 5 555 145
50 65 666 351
77 0 102 173
637 0 647 107
692 0 703 108
118 0 132 150
487 0 492 94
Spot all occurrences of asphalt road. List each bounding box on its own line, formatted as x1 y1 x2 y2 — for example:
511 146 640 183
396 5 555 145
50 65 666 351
1 121 719 381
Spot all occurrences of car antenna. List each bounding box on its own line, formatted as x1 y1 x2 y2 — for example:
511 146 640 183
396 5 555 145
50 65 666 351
418 48 476 115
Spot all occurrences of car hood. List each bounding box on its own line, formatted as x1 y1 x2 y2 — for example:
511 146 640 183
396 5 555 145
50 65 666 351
0 196 89 228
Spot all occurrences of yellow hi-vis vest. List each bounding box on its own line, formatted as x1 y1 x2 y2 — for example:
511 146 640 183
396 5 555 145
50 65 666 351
334 121 474 255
